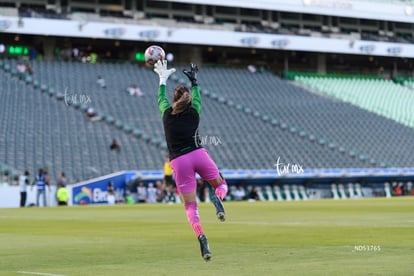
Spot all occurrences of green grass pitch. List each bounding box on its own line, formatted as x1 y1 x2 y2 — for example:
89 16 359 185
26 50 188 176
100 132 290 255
0 197 413 276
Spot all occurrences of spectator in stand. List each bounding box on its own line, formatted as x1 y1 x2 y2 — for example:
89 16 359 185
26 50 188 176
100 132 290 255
86 107 100 122
155 180 166 203
165 184 177 204
72 48 79 61
147 182 157 203
110 139 121 152
393 183 402 196
29 47 37 60
19 170 30 207
17 62 26 77
136 181 147 203
125 191 135 204
127 85 144 97
43 167 51 187
25 63 33 75
97 75 106 89
56 172 67 187
248 185 260 201
13 175 19 186
232 185 246 201
2 170 11 186
107 181 115 205
247 64 257 73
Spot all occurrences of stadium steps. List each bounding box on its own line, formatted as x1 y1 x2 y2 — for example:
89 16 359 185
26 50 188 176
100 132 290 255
0 162 20 185
0 60 165 182
295 75 414 128
9 60 167 152
4 60 412 173
174 68 386 169
199 67 414 167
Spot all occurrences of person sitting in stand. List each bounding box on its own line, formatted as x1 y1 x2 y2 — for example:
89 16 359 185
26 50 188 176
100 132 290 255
127 84 144 97
110 139 121 152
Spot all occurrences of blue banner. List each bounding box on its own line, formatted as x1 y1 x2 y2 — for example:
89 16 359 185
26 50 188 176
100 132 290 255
72 172 136 205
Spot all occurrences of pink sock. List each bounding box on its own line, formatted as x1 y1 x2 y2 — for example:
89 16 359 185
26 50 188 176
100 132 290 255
185 202 204 237
215 180 228 200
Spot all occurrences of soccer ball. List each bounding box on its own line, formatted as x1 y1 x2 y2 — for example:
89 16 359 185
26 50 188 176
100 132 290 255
144 45 165 65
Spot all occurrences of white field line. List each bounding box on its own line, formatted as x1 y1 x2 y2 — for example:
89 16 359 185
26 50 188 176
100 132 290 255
17 271 65 276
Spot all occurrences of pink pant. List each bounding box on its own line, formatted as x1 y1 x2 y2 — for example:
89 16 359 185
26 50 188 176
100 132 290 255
170 148 220 194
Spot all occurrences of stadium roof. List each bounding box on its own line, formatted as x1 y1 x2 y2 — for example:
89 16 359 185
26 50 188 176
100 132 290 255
157 0 414 23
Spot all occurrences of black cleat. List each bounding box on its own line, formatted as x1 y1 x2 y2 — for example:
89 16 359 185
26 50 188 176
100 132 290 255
198 234 212 261
211 195 226 222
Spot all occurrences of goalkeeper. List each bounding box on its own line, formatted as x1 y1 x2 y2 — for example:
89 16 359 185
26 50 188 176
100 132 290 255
154 60 228 261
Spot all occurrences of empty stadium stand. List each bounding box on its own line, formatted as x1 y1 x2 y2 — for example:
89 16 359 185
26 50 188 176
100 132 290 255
0 60 164 182
295 75 414 128
200 67 414 168
2 59 413 183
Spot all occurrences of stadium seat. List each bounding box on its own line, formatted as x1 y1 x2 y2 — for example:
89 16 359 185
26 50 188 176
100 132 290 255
2 59 413 181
